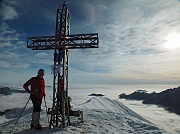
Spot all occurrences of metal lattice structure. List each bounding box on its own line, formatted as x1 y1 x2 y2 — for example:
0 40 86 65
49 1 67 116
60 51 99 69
27 2 99 129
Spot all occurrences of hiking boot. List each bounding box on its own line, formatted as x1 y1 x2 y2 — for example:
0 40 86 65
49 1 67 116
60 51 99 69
30 124 34 128
33 124 42 130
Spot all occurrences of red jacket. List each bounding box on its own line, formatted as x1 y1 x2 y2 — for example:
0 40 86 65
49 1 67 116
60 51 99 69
23 76 45 99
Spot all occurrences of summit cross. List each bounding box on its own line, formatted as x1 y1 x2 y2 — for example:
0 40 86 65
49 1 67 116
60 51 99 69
27 1 99 128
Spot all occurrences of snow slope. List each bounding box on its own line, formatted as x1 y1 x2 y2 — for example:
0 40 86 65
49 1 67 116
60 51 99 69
0 96 167 134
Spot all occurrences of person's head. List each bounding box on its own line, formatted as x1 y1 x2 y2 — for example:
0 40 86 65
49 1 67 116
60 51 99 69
37 69 45 78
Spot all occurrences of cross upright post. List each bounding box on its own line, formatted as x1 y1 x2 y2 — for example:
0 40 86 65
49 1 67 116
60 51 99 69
27 1 99 128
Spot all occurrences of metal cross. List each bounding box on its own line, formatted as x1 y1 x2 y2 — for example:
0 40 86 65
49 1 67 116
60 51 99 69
27 1 99 128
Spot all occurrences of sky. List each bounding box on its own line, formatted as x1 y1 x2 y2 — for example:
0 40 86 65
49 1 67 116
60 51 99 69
0 0 180 86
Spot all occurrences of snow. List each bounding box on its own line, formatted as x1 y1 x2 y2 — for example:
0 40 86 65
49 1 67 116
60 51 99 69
0 95 167 134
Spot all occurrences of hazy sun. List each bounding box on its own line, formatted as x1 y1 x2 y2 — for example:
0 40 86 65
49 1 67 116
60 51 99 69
165 33 180 49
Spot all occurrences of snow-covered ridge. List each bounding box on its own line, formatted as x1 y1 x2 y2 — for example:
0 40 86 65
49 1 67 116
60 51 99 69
0 97 167 134
78 97 150 122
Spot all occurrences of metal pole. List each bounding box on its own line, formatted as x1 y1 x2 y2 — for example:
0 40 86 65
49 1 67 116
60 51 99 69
44 96 49 124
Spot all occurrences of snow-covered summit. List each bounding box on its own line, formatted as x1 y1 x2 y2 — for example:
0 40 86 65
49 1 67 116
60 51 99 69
0 96 167 134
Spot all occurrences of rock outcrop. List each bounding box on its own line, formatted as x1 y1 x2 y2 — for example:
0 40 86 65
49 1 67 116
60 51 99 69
0 86 26 95
0 87 11 95
88 93 105 96
119 86 180 115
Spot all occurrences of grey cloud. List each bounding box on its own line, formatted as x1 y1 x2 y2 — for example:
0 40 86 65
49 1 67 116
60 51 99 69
0 23 19 45
0 3 18 20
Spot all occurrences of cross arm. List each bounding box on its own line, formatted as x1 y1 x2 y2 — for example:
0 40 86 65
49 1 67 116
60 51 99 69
27 33 99 50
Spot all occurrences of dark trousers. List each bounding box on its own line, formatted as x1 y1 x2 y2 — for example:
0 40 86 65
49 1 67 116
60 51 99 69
31 98 42 112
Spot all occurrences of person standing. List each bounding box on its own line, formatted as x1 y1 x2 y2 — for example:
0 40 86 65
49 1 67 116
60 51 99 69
23 69 46 129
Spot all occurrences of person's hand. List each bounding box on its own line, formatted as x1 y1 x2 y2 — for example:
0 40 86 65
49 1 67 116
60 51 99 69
29 91 35 95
